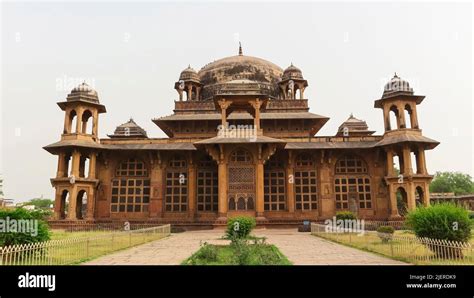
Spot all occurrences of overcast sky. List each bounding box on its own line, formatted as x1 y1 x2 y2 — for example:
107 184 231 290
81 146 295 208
1 1 472 203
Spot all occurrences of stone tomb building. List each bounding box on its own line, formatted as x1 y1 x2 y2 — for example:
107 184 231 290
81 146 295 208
45 48 439 225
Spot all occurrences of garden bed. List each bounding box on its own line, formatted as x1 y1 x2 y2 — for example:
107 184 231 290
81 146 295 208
182 243 291 265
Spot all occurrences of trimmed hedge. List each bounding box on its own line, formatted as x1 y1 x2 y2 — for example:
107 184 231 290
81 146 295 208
405 203 471 243
225 216 256 240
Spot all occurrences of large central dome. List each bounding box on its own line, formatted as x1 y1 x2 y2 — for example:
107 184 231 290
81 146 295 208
198 55 283 86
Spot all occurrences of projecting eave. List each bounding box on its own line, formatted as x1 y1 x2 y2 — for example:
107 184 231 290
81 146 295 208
374 94 425 109
375 134 439 150
57 100 107 113
152 111 330 137
44 140 196 154
194 135 285 147
285 141 379 150
43 140 104 154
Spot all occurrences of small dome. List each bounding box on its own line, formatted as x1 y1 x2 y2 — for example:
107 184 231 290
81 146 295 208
336 114 375 137
383 73 413 98
67 82 99 103
179 65 200 82
108 118 148 138
282 63 304 80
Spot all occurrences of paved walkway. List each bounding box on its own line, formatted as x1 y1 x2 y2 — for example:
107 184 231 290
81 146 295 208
83 229 405 265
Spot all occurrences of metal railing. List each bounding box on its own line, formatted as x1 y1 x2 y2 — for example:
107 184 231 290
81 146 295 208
0 224 171 265
311 223 473 265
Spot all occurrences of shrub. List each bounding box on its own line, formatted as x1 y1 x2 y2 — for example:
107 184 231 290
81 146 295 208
376 226 395 243
195 242 218 262
405 203 471 258
226 216 256 240
230 238 251 265
335 211 357 221
0 208 51 247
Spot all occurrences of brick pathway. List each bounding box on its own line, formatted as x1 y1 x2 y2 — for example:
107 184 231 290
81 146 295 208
83 228 405 265
254 229 405 265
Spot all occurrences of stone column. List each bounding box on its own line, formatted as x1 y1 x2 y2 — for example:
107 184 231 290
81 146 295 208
411 104 419 129
256 160 265 219
75 107 83 134
250 98 262 130
383 106 391 131
57 152 66 178
71 150 81 178
86 188 95 220
417 148 427 174
286 161 295 213
218 99 232 128
386 150 394 176
188 158 197 220
402 145 413 175
92 110 99 138
88 153 97 179
217 160 228 220
423 183 431 207
54 189 63 220
63 110 70 134
387 184 400 219
67 186 77 220
399 106 406 129
406 183 416 211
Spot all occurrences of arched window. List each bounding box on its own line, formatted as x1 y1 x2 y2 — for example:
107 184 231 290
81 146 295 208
294 153 317 211
415 186 424 207
165 155 188 212
111 159 150 213
81 110 93 134
396 187 408 216
197 155 218 212
69 110 77 133
76 190 87 219
264 154 286 211
60 190 70 219
389 105 399 130
334 155 372 211
404 104 412 129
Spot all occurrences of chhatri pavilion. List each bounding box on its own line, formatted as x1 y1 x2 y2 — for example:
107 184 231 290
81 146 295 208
44 45 439 226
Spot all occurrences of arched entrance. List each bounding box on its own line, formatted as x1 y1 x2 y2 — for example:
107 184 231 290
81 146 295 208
60 190 70 219
228 149 255 211
396 187 408 216
415 186 424 207
76 190 88 219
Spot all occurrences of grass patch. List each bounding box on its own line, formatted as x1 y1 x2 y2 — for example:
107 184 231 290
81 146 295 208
182 242 291 265
313 230 474 265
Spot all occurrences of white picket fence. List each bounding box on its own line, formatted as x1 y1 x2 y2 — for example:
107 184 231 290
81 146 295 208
0 224 171 265
311 223 473 265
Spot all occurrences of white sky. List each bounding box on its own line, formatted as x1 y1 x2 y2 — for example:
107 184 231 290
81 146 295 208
1 1 472 203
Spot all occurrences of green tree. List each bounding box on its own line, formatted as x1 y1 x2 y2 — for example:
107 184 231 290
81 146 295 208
430 172 474 195
22 198 54 210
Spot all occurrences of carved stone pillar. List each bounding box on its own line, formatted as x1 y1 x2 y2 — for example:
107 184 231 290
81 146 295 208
188 156 197 220
256 160 265 219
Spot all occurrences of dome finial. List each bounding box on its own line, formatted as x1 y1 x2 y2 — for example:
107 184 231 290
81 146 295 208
238 42 243 56
394 72 399 78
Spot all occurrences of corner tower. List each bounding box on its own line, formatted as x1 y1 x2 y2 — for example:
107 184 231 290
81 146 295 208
375 74 439 218
46 83 106 221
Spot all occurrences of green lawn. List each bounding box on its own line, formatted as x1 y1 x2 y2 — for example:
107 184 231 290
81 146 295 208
50 229 113 240
313 229 474 265
182 243 292 265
